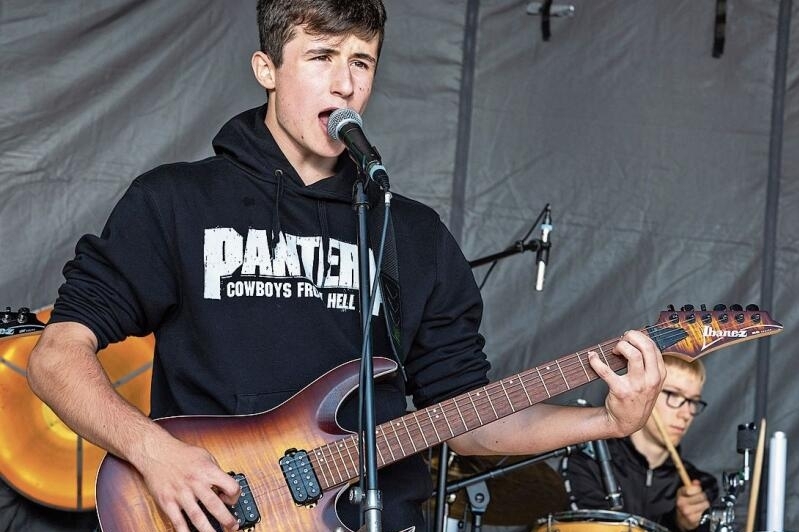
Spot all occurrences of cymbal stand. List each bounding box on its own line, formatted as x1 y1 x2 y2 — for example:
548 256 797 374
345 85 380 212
464 481 490 532
702 423 757 532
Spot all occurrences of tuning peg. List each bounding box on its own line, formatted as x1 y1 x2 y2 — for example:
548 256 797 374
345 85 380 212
713 304 727 311
700 304 707 311
16 307 30 324
667 304 676 312
746 304 760 311
681 304 694 312
1 307 11 324
730 304 743 311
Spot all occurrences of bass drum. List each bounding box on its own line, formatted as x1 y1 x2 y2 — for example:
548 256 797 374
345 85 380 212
0 307 154 511
533 510 670 532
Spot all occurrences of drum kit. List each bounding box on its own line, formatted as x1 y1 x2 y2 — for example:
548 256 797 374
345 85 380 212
427 445 675 532
425 444 667 532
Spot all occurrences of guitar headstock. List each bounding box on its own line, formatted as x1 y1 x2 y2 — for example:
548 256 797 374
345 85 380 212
648 304 783 361
0 307 46 338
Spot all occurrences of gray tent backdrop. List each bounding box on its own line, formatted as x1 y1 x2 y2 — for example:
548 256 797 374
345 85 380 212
1 1 797 531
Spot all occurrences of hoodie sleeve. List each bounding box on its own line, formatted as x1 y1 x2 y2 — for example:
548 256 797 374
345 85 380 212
50 177 179 349
403 220 491 408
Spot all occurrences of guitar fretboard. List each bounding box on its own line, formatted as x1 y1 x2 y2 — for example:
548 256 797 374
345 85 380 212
308 341 628 490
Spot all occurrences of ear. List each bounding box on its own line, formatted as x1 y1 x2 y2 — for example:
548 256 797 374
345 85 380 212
251 51 276 90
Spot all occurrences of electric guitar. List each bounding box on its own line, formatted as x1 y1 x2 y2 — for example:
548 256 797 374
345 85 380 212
95 304 782 531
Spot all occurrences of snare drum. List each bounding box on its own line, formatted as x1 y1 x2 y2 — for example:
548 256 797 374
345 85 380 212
533 510 669 532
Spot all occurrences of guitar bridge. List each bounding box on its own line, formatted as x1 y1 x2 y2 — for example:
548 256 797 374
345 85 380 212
280 449 323 505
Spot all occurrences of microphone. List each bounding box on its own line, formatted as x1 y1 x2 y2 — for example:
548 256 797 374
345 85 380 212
535 205 552 291
327 108 390 190
526 2 576 17
573 400 623 510
594 439 624 511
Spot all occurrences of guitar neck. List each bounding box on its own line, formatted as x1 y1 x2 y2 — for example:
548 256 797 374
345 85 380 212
308 335 630 491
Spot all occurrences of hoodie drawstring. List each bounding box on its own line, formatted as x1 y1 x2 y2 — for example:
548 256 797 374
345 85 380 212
270 169 285 256
317 200 330 288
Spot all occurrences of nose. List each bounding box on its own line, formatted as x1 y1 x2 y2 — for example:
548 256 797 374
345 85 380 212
677 402 695 420
331 63 354 98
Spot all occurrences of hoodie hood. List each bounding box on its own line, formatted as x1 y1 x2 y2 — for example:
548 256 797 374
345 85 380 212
211 105 368 203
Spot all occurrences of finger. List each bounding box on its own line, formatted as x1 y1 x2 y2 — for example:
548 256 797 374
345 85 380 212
181 498 218 532
587 351 621 387
627 330 665 384
613 331 647 377
213 471 242 506
197 487 238 531
161 500 191 532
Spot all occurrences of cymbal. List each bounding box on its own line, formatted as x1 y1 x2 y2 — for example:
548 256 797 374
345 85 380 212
0 307 154 511
428 453 568 526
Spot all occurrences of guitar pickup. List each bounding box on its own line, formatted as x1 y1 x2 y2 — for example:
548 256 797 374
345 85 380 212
280 449 323 506
186 472 260 532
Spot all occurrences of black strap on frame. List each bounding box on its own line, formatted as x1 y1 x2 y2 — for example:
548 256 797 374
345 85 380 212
713 0 727 58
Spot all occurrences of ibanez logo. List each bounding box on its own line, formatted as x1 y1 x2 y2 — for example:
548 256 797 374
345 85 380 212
702 325 748 338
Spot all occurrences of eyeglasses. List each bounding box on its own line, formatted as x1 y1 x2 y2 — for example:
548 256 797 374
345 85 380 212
661 390 707 415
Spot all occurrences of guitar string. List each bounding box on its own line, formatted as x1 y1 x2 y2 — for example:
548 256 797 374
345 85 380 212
240 321 706 502
239 316 769 506
149 316 765 525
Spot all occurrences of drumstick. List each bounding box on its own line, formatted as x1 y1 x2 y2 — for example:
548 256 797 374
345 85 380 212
651 409 692 488
745 418 767 532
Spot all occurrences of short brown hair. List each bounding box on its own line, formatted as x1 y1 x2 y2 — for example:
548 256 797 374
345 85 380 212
257 0 387 68
663 354 706 384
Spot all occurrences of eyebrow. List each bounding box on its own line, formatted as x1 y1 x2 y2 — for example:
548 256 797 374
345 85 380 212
305 47 377 65
663 388 702 400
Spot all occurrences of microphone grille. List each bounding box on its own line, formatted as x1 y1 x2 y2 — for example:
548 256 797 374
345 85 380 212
327 108 362 141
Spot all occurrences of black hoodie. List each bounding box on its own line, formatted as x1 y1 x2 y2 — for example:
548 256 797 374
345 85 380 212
561 437 719 532
52 105 490 530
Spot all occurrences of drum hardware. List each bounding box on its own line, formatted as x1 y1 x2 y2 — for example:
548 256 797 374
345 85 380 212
702 422 760 532
429 445 573 531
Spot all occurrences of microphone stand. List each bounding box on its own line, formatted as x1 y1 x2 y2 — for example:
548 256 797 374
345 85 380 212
468 238 549 268
353 172 382 532
467 204 551 288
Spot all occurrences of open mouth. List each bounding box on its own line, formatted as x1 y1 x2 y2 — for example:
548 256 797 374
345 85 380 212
319 109 335 133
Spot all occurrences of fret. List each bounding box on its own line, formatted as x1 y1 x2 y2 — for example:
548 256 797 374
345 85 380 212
556 360 570 390
413 414 430 447
535 366 551 398
484 387 499 419
597 344 610 366
468 391 484 425
326 444 344 483
427 407 446 440
401 418 418 453
311 450 333 488
374 434 386 466
517 374 533 405
499 380 515 413
333 441 348 475
577 353 591 382
313 447 335 485
342 437 357 472
379 425 396 461
391 422 406 457
453 399 468 432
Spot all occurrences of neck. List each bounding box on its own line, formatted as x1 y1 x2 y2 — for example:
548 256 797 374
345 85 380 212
630 431 670 468
262 115 338 186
